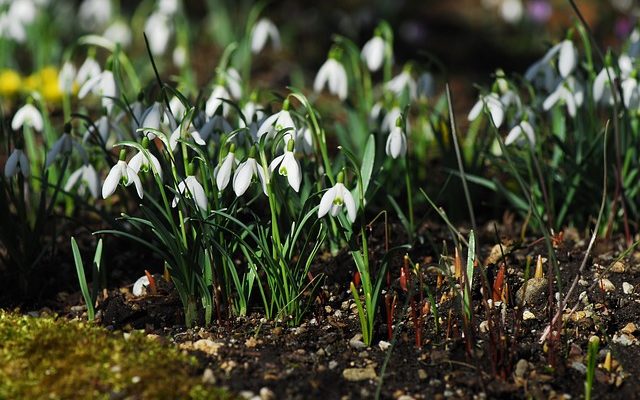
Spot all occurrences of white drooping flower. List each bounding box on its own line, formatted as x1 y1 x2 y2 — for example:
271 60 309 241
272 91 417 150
4 148 30 178
0 12 27 42
361 35 385 72
76 56 102 86
215 145 238 191
168 123 206 151
314 58 348 101
46 126 88 168
543 77 584 117
269 139 302 192
128 139 163 179
78 70 119 114
251 18 281 54
78 0 112 31
525 39 577 89
505 120 535 147
102 150 144 199
205 84 232 117
11 103 43 132
621 77 639 110
385 121 407 159
592 67 617 106
385 69 417 99
233 155 268 197
8 0 37 25
468 93 505 128
381 107 403 132
64 163 100 198
257 104 296 140
58 61 77 94
318 171 356 223
139 102 163 139
173 174 208 212
83 115 111 147
145 11 173 56
225 68 243 100
103 19 132 48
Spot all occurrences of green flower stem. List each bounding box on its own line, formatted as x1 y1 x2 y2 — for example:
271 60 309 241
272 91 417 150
403 156 415 241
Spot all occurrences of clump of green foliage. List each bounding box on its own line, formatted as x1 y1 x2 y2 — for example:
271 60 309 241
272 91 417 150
0 311 233 400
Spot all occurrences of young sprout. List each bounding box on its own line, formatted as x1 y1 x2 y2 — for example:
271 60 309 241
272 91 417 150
269 139 302 192
318 170 356 223
102 149 143 199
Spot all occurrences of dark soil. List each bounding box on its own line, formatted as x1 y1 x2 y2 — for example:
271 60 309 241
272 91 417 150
19 220 640 400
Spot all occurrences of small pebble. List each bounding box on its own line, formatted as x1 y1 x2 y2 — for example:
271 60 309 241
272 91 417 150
623 282 634 294
610 261 626 273
349 334 366 350
596 278 615 292
259 387 275 400
378 340 391 351
329 360 339 370
522 310 536 320
202 368 216 385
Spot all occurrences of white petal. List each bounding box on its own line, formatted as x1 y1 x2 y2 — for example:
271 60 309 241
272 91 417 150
313 60 331 94
342 187 357 223
593 68 611 102
486 97 504 128
361 36 385 72
188 177 208 211
281 152 301 192
542 88 561 111
558 40 576 78
78 73 102 99
216 154 235 191
520 121 535 146
233 160 255 197
126 167 144 199
269 154 285 172
18 151 29 177
84 165 100 198
128 151 144 174
318 186 336 218
504 125 522 146
468 99 484 122
64 168 84 192
102 162 124 198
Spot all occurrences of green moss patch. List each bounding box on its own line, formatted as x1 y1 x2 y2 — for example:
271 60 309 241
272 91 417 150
0 311 232 400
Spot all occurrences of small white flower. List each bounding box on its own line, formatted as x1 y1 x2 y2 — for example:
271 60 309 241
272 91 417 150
500 0 523 24
4 148 30 178
12 103 43 132
78 70 119 114
168 96 187 121
381 107 402 132
621 77 639 110
314 58 348 100
139 102 163 139
65 163 100 198
385 125 407 159
78 0 112 30
128 149 162 179
205 85 231 117
173 45 187 68
103 19 132 48
593 67 617 105
145 11 173 56
215 147 238 191
257 108 296 140
505 120 535 147
251 18 281 54
172 175 208 211
83 115 111 147
543 77 584 117
46 131 88 168
102 154 144 199
0 13 27 42
558 39 577 78
233 157 268 197
525 40 577 88
225 68 243 100
385 70 417 99
9 0 37 25
318 176 356 223
361 35 385 72
168 124 206 151
58 61 77 94
269 140 302 192
76 57 102 86
468 93 504 128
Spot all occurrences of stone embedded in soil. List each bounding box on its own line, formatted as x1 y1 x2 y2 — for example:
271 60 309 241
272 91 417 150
515 277 547 305
610 261 626 273
522 310 536 320
612 333 636 346
623 282 634 294
378 340 391 351
342 366 377 381
189 338 224 355
349 334 367 349
259 387 275 400
596 278 615 292
202 368 216 385
514 359 530 379
622 322 637 335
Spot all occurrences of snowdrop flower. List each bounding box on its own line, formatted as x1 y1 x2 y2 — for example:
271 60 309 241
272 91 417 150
103 19 132 48
385 68 417 99
468 93 504 128
4 148 29 178
417 72 436 99
225 68 243 100
361 34 385 72
318 171 356 223
78 0 112 31
76 56 101 86
233 149 268 197
158 0 179 15
168 96 187 121
173 45 187 68
128 137 163 179
83 114 111 147
621 77 639 110
215 144 238 191
102 149 143 199
251 18 281 54
205 84 231 117
0 13 27 42
543 77 584 117
139 102 163 139
269 139 302 192
525 39 577 89
240 99 265 127
168 123 206 151
592 67 617 106
381 107 402 132
46 124 87 168
314 56 348 101
8 0 37 25
557 39 578 78
505 120 535 147
78 69 119 114
11 103 43 132
199 114 232 142
65 163 100 198
257 101 296 140
500 0 524 24
385 117 407 159
172 163 208 211
58 61 76 94
145 11 173 56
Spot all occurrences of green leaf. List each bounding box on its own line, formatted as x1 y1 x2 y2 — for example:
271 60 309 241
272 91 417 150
71 237 94 321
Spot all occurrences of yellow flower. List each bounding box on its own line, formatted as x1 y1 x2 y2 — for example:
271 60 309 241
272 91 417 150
0 69 22 98
39 66 62 102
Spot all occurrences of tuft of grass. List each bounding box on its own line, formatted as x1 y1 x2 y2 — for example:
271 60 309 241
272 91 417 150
0 311 234 400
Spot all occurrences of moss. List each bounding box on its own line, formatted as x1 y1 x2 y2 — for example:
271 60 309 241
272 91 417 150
0 311 233 400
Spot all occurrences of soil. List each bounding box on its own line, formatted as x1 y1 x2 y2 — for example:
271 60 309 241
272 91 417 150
11 219 640 400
